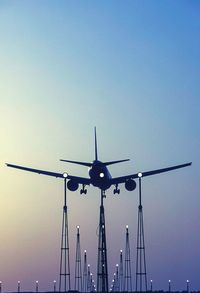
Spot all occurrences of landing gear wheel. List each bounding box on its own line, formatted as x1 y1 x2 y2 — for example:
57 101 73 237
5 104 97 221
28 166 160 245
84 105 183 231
80 189 87 195
114 188 120 195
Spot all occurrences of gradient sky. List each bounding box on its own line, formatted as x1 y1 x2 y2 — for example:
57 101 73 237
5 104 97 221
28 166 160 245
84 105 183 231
0 1 200 291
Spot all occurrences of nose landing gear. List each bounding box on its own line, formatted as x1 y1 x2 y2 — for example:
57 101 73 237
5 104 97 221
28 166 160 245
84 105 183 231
113 184 120 195
80 185 87 195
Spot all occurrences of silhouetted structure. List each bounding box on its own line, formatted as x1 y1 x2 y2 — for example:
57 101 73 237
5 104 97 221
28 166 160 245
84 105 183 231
97 190 108 293
35 281 38 293
124 225 132 292
59 178 71 292
119 250 123 292
168 280 171 293
90 273 95 292
150 280 153 292
114 264 119 292
83 250 88 293
187 280 190 293
136 176 147 292
112 273 116 292
53 280 56 292
5 129 192 293
87 265 91 292
75 226 82 292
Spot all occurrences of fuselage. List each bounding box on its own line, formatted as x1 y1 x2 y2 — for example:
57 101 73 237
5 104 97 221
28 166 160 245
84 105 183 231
89 160 112 190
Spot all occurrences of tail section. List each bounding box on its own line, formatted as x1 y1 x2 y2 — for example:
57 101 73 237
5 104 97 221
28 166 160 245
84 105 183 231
95 126 98 161
60 127 98 167
60 127 130 167
94 127 130 165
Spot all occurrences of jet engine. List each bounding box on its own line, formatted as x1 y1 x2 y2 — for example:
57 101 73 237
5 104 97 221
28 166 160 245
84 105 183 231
67 179 79 191
125 179 136 191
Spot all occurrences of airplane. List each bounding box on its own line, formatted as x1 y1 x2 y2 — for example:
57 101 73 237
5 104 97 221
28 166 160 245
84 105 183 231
6 128 192 195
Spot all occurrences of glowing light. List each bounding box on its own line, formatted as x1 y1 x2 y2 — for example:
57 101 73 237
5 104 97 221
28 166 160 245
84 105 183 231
63 172 68 178
77 225 80 229
84 250 87 253
126 225 128 229
100 172 104 178
138 172 143 178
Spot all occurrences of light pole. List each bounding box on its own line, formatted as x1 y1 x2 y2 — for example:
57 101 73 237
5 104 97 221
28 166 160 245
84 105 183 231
187 280 189 293
0 281 2 293
36 281 39 293
97 189 108 293
87 264 91 292
53 280 56 292
136 173 147 292
150 280 153 292
119 250 123 292
18 281 20 293
115 264 119 292
168 280 171 293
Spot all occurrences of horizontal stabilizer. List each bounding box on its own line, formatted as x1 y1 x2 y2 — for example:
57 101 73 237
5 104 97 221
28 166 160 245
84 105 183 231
60 159 92 167
103 159 130 166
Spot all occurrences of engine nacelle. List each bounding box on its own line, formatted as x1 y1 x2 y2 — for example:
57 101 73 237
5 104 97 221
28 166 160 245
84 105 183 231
67 179 79 192
125 179 136 191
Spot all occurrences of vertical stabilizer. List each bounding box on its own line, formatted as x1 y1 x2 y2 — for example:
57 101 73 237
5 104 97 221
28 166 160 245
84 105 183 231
94 127 98 161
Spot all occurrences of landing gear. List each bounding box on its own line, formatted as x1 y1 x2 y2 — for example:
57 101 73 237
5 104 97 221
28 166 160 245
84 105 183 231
113 185 120 195
80 185 87 195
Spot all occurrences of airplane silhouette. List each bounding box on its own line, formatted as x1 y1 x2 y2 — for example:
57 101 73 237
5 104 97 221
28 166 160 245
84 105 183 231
6 128 192 194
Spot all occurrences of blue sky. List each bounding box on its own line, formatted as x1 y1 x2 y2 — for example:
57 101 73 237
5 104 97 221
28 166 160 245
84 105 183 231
0 1 199 291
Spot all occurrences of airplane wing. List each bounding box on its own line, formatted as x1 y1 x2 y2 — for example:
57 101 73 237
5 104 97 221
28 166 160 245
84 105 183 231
110 162 192 185
6 163 91 185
